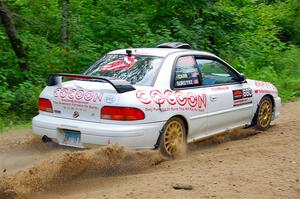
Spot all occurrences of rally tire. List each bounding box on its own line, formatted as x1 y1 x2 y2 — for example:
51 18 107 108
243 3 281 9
254 96 273 131
159 117 187 158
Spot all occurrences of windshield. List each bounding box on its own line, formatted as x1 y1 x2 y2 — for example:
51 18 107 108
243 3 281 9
84 54 163 86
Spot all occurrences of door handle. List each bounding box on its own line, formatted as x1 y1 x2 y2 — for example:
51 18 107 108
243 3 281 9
210 96 217 102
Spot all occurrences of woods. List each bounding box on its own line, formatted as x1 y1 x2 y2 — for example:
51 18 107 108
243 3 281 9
0 0 299 129
61 0 69 47
0 0 28 70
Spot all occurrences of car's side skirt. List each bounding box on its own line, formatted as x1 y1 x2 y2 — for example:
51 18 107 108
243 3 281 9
187 122 250 144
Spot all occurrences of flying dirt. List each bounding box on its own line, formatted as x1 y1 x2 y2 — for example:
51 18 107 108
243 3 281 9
0 101 299 199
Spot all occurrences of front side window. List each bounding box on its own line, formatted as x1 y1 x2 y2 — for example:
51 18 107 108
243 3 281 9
174 56 201 88
85 54 163 86
195 59 239 85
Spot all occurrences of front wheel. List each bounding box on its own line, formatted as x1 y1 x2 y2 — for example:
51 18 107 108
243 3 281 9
254 96 273 131
159 117 187 158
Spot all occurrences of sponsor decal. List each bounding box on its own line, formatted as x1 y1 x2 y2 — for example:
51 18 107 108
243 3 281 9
232 88 253 106
54 88 103 102
150 90 165 105
254 81 278 95
53 88 101 111
254 89 277 94
176 73 188 80
233 90 243 100
174 56 200 88
254 81 276 89
136 90 151 104
100 56 137 72
211 86 230 91
164 90 176 105
53 99 98 111
174 91 187 106
73 111 79 118
232 88 252 100
104 95 116 104
177 56 196 67
192 72 198 78
187 92 197 107
233 98 252 106
136 90 207 111
176 79 194 87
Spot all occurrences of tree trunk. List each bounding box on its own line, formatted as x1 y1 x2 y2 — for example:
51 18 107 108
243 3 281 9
0 0 28 70
61 0 69 48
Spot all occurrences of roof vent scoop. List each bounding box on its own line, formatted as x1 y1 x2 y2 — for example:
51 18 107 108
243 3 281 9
156 42 191 49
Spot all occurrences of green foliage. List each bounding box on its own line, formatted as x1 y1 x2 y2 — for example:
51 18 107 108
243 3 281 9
0 0 299 128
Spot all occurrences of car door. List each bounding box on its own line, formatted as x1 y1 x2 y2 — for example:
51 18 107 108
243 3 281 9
171 55 208 140
195 57 254 134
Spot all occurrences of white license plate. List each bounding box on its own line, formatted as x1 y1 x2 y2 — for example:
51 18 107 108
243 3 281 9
61 130 82 147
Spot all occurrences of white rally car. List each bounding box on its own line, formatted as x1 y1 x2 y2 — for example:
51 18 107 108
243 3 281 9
32 42 281 157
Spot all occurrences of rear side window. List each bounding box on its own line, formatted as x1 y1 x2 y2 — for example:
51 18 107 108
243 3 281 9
174 56 201 88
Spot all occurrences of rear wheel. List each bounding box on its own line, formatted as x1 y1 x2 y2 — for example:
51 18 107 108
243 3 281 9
159 117 187 158
255 96 273 131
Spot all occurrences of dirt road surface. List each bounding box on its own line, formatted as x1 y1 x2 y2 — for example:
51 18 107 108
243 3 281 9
0 101 299 199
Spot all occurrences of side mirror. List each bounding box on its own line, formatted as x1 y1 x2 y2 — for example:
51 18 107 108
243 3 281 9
239 73 246 82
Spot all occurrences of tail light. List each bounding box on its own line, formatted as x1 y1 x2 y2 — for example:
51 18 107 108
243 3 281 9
101 106 145 121
38 98 53 113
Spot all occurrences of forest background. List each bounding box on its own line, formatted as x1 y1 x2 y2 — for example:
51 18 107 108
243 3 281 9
0 0 299 130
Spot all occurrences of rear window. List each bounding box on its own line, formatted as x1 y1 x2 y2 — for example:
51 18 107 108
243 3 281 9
84 54 163 86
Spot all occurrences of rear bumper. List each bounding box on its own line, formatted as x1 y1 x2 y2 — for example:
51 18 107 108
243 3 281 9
32 114 164 149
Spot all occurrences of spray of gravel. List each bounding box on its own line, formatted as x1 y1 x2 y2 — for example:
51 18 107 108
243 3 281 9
0 127 262 199
0 133 48 153
208 128 260 144
0 145 165 199
188 127 261 152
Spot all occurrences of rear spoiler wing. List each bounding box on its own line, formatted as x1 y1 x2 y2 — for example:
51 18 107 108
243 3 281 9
48 73 136 93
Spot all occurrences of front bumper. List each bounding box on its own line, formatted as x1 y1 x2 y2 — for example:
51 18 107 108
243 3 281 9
32 114 164 149
273 96 281 120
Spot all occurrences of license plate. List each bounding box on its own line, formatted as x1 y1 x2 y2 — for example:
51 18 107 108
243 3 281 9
62 130 82 147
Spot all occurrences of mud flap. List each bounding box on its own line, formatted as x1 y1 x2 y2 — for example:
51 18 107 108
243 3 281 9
154 129 164 149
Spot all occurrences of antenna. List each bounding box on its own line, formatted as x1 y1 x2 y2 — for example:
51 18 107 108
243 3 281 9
126 49 132 56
